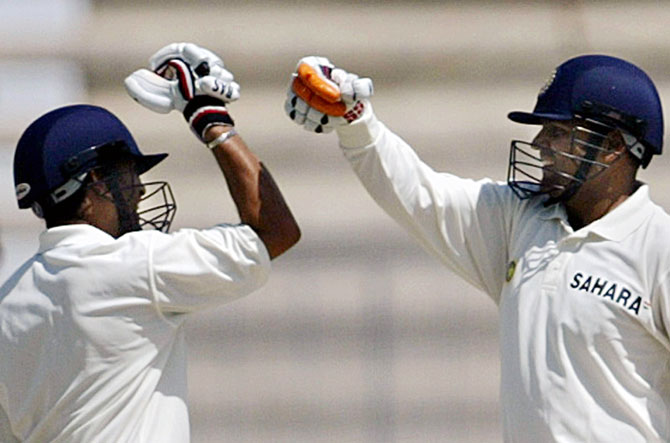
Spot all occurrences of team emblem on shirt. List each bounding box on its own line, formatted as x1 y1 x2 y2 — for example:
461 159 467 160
505 260 516 282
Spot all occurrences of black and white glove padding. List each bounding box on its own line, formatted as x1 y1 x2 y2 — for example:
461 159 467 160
125 42 240 141
284 56 373 133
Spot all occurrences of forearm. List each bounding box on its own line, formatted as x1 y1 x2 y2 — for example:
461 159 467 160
204 125 301 259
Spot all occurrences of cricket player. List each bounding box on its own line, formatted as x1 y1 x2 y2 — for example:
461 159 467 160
0 43 300 442
285 55 670 441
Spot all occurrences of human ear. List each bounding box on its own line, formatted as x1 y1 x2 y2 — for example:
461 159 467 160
76 192 94 220
88 170 110 196
601 131 627 162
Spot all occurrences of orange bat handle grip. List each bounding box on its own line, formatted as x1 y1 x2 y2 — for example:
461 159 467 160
297 63 341 103
292 77 346 117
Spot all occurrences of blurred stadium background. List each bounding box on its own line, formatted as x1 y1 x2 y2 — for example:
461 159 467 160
2 1 670 441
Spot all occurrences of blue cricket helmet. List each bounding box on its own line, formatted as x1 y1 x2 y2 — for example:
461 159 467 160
14 104 168 210
508 54 663 166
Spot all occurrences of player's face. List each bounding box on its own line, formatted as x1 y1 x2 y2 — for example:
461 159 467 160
94 160 145 237
508 119 618 201
531 121 586 197
113 161 145 210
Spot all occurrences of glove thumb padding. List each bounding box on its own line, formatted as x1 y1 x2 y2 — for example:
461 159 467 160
125 69 180 114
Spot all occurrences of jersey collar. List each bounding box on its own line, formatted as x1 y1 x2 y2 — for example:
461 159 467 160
38 224 115 253
537 183 654 242
586 183 654 241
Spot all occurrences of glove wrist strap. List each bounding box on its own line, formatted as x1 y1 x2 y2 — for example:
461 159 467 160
184 96 235 140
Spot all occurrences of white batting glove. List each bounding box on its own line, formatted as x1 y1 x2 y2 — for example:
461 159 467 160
124 69 188 114
284 56 373 133
149 42 240 104
125 42 239 140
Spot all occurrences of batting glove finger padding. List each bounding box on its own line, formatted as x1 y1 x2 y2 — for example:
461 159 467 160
150 42 240 104
284 91 342 134
198 75 241 103
285 55 373 134
150 43 224 77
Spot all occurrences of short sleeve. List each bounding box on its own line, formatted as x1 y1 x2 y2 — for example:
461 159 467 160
147 224 271 313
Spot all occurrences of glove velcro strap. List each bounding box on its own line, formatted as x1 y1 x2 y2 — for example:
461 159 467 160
184 96 235 139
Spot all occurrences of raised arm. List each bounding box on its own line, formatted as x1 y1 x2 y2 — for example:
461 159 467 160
284 56 511 297
204 125 300 258
125 42 300 258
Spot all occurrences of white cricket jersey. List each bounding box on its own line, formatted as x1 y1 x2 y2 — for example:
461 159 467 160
0 223 270 442
336 107 670 442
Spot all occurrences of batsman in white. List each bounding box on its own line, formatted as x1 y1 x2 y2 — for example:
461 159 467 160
0 43 300 442
286 55 670 441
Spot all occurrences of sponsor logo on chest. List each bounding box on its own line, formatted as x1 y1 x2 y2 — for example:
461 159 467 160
569 272 645 315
